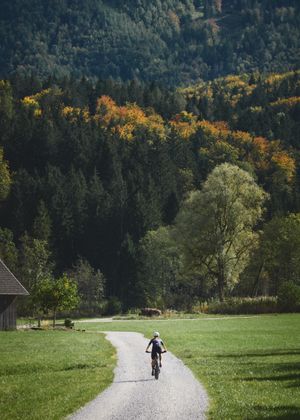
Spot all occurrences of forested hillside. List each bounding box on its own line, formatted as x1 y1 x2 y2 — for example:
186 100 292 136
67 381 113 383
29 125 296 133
182 70 300 148
0 70 299 311
0 0 299 84
181 70 300 230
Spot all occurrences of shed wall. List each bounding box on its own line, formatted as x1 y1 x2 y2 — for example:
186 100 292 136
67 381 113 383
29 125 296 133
0 296 17 330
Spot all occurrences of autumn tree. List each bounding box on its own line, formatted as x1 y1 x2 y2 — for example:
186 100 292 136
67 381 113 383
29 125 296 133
174 163 268 301
0 148 11 201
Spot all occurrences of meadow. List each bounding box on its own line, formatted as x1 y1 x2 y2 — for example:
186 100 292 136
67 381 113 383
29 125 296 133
80 314 300 419
1 314 299 419
0 330 115 420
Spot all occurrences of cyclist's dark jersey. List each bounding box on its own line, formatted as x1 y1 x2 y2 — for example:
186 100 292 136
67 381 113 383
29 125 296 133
148 338 164 357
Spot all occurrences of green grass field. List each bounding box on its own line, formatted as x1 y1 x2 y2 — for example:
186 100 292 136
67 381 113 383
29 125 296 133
0 330 115 420
79 314 300 419
2 315 299 419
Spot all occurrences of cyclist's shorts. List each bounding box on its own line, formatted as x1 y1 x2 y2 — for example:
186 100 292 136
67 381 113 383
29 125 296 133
151 348 162 359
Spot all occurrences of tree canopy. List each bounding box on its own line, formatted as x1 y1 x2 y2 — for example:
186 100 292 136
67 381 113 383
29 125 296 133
0 1 299 85
174 163 268 300
262 214 300 293
0 71 299 310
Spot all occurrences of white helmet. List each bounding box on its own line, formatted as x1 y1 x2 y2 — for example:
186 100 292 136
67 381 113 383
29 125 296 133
153 331 160 337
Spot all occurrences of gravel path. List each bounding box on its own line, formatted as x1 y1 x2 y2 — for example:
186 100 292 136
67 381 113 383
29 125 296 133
70 331 208 420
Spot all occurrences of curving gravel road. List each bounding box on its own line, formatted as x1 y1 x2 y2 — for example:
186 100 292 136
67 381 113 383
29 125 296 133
70 331 208 420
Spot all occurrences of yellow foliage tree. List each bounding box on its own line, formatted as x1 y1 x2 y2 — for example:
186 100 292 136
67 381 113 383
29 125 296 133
0 148 11 201
95 96 166 141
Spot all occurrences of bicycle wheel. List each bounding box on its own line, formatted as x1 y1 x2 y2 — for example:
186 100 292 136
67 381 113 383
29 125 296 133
154 358 160 380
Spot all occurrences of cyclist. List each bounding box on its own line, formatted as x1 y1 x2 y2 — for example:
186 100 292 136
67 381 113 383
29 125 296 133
145 331 167 375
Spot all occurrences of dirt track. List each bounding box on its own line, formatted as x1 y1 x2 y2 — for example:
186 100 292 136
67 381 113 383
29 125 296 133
70 331 208 420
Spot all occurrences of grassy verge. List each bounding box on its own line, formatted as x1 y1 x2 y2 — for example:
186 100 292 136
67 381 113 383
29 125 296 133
17 317 37 326
79 314 300 419
17 313 214 324
0 330 116 420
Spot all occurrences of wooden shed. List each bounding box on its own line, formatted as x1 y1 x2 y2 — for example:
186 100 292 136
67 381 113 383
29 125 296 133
0 259 29 330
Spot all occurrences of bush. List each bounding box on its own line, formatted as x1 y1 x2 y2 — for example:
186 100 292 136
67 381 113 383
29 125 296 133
278 282 300 312
104 297 122 315
140 308 162 317
126 308 140 315
207 297 278 315
68 302 106 317
64 318 74 328
191 302 209 313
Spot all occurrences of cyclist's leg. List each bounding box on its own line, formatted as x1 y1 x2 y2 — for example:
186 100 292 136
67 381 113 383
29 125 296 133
151 352 156 373
151 351 155 366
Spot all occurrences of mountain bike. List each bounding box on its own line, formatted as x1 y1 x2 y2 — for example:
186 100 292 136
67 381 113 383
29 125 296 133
146 350 166 380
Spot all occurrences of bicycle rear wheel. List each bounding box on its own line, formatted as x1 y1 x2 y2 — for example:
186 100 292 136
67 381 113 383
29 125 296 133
154 358 160 380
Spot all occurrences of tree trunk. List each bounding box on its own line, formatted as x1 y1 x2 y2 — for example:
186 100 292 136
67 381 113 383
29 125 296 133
218 272 225 302
218 281 225 301
251 261 264 297
217 258 225 301
53 310 56 328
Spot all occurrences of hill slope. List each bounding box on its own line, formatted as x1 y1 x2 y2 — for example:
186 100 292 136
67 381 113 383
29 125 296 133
0 0 299 85
0 72 299 307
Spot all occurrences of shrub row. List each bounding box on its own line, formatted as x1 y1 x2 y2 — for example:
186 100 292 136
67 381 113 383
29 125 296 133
201 282 300 314
277 281 300 312
206 296 278 315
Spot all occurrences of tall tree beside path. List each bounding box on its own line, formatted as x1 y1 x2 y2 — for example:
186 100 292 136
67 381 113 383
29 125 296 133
174 163 268 301
137 226 182 308
18 233 53 317
69 258 106 315
0 227 18 273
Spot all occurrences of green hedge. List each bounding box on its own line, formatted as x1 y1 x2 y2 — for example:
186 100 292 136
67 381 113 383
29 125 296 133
278 282 300 312
207 297 278 315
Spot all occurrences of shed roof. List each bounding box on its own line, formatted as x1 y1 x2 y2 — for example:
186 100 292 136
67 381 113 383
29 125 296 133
0 259 29 295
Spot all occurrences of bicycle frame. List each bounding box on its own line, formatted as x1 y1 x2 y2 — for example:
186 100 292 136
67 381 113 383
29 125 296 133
146 350 166 380
154 355 160 380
